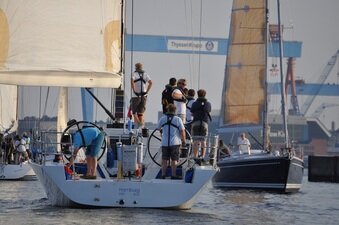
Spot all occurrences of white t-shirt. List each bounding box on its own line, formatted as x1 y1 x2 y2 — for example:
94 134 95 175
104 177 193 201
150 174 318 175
237 137 251 152
15 139 26 153
172 89 186 115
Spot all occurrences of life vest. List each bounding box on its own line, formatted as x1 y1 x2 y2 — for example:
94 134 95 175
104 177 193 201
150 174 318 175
161 114 180 146
161 85 174 113
133 71 147 96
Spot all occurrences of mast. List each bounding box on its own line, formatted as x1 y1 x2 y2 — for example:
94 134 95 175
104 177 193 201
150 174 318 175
263 0 268 150
277 0 289 147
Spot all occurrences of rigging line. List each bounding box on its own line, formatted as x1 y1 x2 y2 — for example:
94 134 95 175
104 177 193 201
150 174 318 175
42 87 50 117
198 0 203 89
121 0 126 122
50 87 58 116
129 0 134 99
184 0 193 86
184 0 192 82
190 0 195 87
157 0 172 73
94 88 99 122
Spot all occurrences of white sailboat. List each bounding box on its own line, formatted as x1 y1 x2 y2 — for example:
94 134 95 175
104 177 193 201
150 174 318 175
0 0 217 208
213 0 304 193
0 84 34 180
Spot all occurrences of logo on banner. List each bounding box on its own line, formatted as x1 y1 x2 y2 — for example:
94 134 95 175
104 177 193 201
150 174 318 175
205 41 214 51
167 39 218 53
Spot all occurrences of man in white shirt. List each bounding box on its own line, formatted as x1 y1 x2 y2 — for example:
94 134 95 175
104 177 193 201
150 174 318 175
171 78 187 124
130 63 152 128
237 133 251 155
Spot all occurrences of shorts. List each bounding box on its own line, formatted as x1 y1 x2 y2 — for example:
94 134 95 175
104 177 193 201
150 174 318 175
85 132 105 157
162 145 180 161
131 96 147 114
191 120 208 141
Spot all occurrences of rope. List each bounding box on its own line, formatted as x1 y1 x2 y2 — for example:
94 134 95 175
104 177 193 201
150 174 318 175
198 0 203 89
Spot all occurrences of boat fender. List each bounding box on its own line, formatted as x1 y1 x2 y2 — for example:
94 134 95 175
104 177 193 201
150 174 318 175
106 149 115 168
64 165 73 180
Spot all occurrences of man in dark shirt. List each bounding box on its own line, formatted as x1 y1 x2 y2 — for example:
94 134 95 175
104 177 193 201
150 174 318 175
190 89 212 161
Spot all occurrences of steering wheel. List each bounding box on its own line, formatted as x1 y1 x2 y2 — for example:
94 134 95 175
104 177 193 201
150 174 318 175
147 128 192 167
60 120 106 162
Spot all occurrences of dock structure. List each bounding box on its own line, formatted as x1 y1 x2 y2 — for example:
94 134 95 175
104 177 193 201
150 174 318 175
308 155 339 183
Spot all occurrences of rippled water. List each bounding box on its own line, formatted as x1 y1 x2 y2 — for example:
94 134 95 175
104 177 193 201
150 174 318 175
1 172 339 225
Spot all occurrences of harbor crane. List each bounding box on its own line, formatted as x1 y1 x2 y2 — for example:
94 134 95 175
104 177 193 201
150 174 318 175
285 57 301 115
301 49 339 116
311 103 339 118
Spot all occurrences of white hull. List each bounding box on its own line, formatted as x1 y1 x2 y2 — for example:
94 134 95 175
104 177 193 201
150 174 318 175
30 162 216 209
0 162 35 180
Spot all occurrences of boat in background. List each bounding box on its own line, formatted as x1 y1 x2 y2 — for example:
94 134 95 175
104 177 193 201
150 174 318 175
0 0 217 208
213 0 304 193
0 84 34 180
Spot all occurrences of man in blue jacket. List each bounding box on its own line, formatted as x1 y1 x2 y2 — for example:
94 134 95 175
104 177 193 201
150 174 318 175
70 126 105 179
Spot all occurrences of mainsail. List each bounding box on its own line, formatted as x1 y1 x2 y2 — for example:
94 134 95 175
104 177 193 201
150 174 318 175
0 0 123 88
220 0 266 128
0 0 124 139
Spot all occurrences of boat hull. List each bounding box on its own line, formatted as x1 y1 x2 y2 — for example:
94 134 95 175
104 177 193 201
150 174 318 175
30 162 216 209
212 153 304 193
0 162 35 180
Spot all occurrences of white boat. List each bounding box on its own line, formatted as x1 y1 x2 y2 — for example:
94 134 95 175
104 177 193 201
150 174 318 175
30 150 215 209
0 161 35 180
0 0 217 208
213 0 304 193
0 83 34 180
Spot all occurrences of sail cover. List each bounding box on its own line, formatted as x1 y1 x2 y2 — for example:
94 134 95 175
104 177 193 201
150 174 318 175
220 0 266 128
0 0 123 88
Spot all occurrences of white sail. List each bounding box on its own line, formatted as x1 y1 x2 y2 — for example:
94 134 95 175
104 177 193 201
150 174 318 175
56 87 68 152
0 0 123 88
0 84 17 133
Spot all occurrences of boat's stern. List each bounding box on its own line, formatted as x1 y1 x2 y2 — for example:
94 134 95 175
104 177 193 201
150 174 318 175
30 161 74 206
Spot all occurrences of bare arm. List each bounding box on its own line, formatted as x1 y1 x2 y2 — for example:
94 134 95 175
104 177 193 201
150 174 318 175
180 128 186 145
146 80 153 93
68 148 79 167
131 77 136 93
172 89 183 100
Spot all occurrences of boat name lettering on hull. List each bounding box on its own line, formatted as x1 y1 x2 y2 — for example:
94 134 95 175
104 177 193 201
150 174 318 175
118 187 140 196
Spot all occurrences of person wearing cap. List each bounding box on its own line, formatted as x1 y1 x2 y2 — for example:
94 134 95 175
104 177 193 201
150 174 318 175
171 78 187 124
130 63 152 128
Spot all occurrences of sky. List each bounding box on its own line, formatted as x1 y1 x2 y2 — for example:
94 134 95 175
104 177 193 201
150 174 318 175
20 0 339 130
